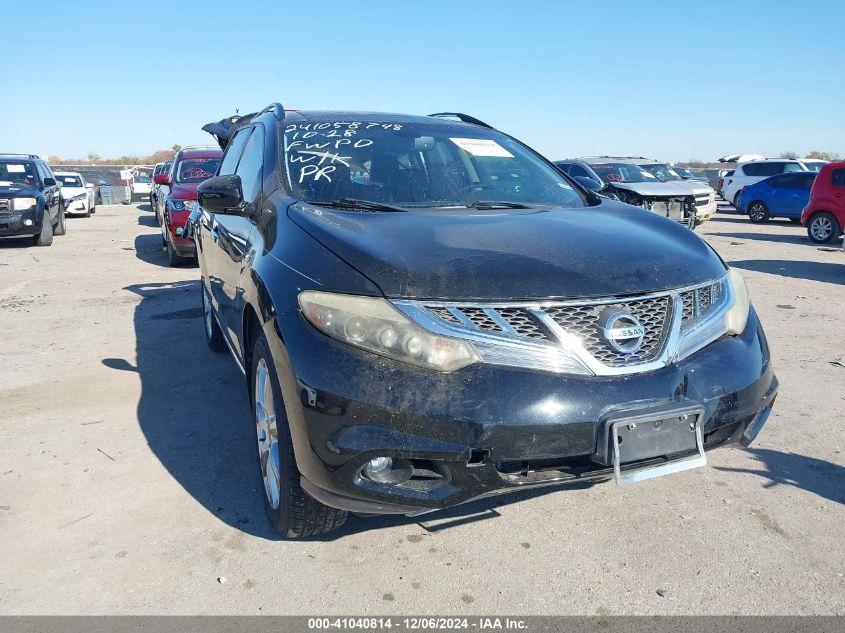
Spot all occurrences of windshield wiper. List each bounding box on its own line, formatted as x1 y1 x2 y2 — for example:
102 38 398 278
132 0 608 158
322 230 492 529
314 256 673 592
306 198 407 213
466 200 534 209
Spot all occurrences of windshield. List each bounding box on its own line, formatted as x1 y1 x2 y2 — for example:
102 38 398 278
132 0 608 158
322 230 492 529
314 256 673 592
589 163 659 184
642 163 682 181
281 120 586 208
672 167 694 179
176 158 220 183
0 161 38 186
57 175 83 187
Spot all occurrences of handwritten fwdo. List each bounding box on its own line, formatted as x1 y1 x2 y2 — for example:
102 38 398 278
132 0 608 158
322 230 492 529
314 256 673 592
284 121 403 184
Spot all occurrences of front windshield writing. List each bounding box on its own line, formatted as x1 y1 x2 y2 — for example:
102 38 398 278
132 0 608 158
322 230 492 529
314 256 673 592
176 158 221 183
0 162 38 186
281 121 586 208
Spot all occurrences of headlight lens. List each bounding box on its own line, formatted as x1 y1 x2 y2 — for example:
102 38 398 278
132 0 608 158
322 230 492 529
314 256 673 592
168 199 195 211
69 193 87 202
12 197 37 210
674 269 750 361
298 291 479 372
724 268 750 335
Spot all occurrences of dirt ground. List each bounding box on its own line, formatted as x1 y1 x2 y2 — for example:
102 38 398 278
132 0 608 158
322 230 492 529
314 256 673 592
0 201 843 615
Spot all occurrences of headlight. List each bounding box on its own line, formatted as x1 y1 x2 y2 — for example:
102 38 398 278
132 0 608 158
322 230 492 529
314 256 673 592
724 268 750 335
298 291 479 372
168 199 195 211
69 193 87 202
12 197 36 210
674 269 750 360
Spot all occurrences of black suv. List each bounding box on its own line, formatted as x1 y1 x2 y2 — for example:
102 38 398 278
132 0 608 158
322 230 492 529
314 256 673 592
0 154 65 245
190 105 778 538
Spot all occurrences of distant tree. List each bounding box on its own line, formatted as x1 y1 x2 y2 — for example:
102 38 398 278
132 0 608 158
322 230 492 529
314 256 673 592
805 150 840 161
86 153 101 164
778 151 799 159
47 155 62 164
686 158 705 167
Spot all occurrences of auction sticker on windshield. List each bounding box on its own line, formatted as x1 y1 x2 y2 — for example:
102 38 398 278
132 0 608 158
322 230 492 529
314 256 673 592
6 164 25 173
449 138 514 158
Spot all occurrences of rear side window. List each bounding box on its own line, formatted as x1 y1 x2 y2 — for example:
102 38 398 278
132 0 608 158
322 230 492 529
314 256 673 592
782 162 804 173
773 173 815 189
831 168 845 187
744 162 782 177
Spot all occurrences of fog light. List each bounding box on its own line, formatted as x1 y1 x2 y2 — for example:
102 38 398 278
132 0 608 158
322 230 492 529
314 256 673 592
175 227 183 236
23 219 33 226
363 456 413 485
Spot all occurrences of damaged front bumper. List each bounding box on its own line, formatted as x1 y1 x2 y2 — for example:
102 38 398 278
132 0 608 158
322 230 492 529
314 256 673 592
273 305 777 516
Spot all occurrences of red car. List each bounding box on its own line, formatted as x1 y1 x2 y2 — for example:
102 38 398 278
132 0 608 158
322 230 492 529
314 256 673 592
154 147 223 265
801 162 845 244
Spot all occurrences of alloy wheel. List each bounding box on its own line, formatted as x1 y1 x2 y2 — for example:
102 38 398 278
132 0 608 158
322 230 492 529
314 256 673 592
202 287 214 340
749 203 766 222
810 216 833 242
255 358 281 510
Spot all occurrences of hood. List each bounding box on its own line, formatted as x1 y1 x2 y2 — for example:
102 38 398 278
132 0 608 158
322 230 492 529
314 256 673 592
167 182 199 200
612 180 696 197
288 201 727 301
59 186 86 198
0 183 39 197
683 181 714 195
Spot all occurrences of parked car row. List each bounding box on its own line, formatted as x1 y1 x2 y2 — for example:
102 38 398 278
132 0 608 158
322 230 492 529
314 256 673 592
731 161 845 244
555 156 716 229
176 105 778 538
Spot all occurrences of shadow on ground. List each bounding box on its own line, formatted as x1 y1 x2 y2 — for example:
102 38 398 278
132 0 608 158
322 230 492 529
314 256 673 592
729 258 844 284
137 214 158 228
102 280 594 542
715 448 845 505
712 231 810 246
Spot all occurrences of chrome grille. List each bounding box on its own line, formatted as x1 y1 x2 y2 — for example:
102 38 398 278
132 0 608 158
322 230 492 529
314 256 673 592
694 193 712 207
403 276 730 376
496 308 547 339
681 291 695 326
0 199 9 214
545 296 670 367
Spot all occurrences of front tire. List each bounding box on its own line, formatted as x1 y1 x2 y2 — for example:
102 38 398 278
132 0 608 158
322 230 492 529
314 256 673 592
251 333 347 538
747 201 769 224
33 214 53 246
202 284 226 353
807 211 840 244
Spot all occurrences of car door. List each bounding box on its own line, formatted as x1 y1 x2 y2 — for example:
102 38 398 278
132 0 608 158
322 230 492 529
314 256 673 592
36 161 60 222
208 126 260 350
202 126 250 316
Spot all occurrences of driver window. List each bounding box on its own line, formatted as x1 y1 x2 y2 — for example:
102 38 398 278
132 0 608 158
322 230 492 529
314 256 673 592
218 128 252 176
236 126 264 204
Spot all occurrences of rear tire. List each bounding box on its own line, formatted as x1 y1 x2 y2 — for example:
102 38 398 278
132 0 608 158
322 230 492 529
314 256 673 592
202 284 226 353
807 211 840 244
747 201 769 224
732 193 741 208
251 333 347 538
33 215 53 246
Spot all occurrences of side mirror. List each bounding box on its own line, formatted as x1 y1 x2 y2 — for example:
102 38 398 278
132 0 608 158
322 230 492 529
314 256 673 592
154 173 169 185
574 176 602 192
43 177 57 187
86 183 95 189
197 175 245 215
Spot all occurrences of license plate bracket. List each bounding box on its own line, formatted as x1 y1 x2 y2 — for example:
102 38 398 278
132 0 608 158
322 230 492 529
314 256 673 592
610 406 706 485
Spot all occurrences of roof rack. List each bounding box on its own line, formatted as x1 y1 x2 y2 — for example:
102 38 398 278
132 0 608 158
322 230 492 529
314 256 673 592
428 112 494 130
259 103 285 120
179 145 218 150
1 153 40 159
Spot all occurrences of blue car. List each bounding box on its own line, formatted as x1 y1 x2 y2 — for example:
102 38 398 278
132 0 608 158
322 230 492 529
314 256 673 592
737 171 817 223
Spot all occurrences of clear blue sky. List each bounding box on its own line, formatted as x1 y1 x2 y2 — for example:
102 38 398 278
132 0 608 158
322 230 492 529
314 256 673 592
4 0 843 162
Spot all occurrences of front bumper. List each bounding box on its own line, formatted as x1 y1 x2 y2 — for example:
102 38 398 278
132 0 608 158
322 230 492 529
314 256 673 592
273 306 778 515
64 199 89 214
695 197 717 220
0 207 45 237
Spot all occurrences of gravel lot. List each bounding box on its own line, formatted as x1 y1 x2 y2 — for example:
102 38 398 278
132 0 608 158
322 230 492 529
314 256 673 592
0 201 843 615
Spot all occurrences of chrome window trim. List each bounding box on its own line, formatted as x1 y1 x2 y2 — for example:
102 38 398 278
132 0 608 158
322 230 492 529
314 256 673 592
392 274 733 377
